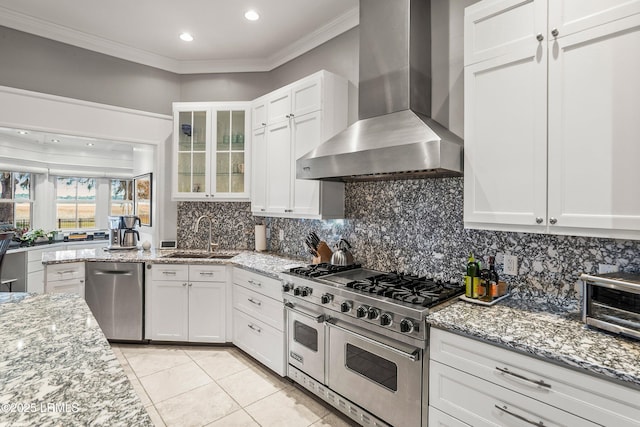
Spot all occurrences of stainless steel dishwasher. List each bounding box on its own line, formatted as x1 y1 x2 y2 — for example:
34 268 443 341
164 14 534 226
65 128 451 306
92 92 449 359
85 262 144 341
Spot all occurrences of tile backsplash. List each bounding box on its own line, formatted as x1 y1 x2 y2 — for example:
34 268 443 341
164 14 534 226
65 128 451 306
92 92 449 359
178 178 640 301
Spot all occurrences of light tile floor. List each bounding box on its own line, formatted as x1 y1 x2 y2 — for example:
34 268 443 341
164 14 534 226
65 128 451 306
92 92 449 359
110 343 360 427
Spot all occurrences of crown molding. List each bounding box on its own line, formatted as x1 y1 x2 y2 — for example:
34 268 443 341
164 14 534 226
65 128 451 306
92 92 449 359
0 6 359 74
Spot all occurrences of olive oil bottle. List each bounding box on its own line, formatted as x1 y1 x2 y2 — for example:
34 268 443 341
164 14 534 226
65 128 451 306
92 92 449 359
464 253 480 298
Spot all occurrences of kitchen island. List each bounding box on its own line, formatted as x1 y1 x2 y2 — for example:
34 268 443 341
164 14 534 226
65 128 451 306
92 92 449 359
0 292 152 426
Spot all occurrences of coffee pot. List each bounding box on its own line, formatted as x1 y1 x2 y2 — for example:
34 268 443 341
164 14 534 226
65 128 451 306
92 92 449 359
122 229 140 247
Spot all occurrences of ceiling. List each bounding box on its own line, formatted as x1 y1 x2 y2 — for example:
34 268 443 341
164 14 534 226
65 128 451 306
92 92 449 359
0 0 359 74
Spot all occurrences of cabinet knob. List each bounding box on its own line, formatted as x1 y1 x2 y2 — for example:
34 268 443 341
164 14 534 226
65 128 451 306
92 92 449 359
285 114 290 118
290 113 295 118
551 28 559 37
182 283 187 287
536 217 543 224
188 283 193 287
549 217 558 225
536 33 544 42
284 209 293 213
261 122 266 126
205 194 210 197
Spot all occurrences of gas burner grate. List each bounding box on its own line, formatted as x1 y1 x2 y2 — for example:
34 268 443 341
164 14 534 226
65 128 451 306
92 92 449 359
346 272 465 307
289 263 362 278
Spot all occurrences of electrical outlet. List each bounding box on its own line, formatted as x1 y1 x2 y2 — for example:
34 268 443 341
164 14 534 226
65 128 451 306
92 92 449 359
598 264 618 274
279 229 285 241
503 254 518 275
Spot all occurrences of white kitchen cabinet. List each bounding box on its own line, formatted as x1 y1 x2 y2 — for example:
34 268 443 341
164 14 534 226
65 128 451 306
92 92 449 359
252 96 267 130
172 102 251 201
146 263 228 343
250 70 348 219
464 0 640 240
45 262 85 298
251 126 267 213
232 267 285 376
430 328 640 427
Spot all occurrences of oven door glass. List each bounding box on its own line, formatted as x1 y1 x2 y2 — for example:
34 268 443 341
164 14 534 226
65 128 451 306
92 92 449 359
588 285 640 334
327 321 423 427
286 306 325 382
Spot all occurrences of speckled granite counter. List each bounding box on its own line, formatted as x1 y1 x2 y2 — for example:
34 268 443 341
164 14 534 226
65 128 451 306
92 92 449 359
428 297 640 390
41 248 305 280
0 293 152 426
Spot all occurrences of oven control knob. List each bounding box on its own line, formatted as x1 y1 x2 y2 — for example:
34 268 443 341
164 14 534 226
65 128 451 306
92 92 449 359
300 287 311 297
340 301 353 313
321 294 333 304
356 305 369 318
293 287 301 296
367 308 380 320
282 283 292 293
380 313 393 326
400 318 415 333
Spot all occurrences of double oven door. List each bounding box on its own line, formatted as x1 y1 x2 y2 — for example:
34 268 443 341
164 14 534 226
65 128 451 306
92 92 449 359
285 301 425 427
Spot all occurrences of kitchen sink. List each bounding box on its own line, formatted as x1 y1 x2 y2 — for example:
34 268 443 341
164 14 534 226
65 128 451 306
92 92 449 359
161 252 236 259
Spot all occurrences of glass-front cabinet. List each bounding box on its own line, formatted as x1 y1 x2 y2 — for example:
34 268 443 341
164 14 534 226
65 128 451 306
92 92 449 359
172 102 250 200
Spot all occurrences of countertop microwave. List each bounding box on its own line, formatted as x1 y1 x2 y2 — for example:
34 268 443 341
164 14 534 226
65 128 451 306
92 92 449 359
580 272 640 341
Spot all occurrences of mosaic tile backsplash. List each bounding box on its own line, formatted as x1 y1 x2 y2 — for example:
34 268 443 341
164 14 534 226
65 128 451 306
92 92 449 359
178 178 640 301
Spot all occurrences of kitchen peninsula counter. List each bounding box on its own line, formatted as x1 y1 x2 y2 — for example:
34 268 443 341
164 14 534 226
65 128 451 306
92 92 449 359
0 293 152 426
427 297 640 390
41 248 305 280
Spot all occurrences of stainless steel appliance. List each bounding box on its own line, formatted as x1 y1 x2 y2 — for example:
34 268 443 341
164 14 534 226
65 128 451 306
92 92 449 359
580 272 640 340
107 215 141 250
85 262 144 341
283 263 464 427
297 0 463 182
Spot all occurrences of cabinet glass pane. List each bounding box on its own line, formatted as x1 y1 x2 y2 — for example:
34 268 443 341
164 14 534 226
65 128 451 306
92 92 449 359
216 152 230 193
231 110 245 151
193 111 207 152
217 111 231 151
177 153 192 193
231 152 245 193
178 112 192 151
192 153 207 193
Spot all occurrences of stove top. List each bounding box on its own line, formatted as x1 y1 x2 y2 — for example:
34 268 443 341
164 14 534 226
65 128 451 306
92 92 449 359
288 263 361 278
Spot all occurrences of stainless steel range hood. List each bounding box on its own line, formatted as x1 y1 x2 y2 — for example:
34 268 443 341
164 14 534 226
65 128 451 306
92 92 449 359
297 0 463 182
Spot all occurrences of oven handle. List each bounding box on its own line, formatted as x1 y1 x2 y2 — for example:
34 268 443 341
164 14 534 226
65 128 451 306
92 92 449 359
325 319 421 362
284 302 325 323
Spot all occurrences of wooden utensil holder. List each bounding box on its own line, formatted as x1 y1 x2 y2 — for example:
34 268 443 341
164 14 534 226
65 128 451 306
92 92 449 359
312 241 333 264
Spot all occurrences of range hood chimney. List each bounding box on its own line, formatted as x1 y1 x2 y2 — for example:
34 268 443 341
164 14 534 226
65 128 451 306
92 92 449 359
297 0 463 181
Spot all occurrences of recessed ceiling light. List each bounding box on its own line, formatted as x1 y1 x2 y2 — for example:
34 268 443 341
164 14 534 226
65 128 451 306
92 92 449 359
18 130 28 135
86 143 94 147
179 32 194 42
244 10 260 21
51 139 60 143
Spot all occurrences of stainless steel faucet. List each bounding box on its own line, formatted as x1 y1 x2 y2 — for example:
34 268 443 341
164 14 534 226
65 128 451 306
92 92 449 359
194 215 215 252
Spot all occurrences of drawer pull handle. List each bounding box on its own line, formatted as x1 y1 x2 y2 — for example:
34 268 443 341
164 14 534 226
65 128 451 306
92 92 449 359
495 367 551 388
199 272 214 276
162 271 177 275
57 270 77 275
248 298 262 306
248 323 262 333
247 279 262 287
494 404 546 426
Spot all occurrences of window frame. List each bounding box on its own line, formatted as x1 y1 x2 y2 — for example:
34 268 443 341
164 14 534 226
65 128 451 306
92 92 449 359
55 176 98 230
0 171 34 229
109 178 134 216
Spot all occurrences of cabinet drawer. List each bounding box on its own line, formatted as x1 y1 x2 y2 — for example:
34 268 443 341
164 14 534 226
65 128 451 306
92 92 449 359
189 264 226 282
150 263 189 281
233 267 283 301
232 308 285 376
46 262 85 283
45 278 85 299
430 360 599 427
233 284 284 331
428 406 470 427
431 328 640 426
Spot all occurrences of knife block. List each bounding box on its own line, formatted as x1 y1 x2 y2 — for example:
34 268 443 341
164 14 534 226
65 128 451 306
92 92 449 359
312 241 332 264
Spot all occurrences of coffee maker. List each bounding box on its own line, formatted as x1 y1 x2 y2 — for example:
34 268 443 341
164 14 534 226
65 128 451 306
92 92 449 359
107 215 141 250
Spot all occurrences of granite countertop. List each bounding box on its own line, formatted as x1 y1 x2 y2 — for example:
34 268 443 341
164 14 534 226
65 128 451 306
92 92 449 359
41 248 305 280
427 297 640 390
0 293 152 426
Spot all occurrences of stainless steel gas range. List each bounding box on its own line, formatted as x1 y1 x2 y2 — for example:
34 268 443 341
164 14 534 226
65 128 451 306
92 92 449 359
282 263 464 427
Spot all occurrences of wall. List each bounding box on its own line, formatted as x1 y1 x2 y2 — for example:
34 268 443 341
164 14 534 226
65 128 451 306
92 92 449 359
0 26 181 115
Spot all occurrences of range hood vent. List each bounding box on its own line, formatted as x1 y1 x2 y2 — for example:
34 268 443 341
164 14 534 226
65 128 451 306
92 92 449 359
297 0 463 182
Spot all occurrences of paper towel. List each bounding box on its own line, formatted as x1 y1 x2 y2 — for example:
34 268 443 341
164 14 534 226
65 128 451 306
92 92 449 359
255 224 267 251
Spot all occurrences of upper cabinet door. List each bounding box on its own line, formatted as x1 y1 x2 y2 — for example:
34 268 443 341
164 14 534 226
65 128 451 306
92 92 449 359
267 89 292 125
464 0 547 66
292 112 322 216
464 0 548 230
291 76 322 118
252 98 267 130
265 121 292 213
547 14 640 238
174 107 211 199
213 108 250 199
548 0 640 38
251 126 267 214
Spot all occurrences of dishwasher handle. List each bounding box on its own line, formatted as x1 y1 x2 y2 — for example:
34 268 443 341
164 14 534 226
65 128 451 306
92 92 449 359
92 270 134 276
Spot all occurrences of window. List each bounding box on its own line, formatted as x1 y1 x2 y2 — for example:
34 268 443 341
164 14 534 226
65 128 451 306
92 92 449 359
56 177 96 229
0 172 32 229
110 179 133 215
